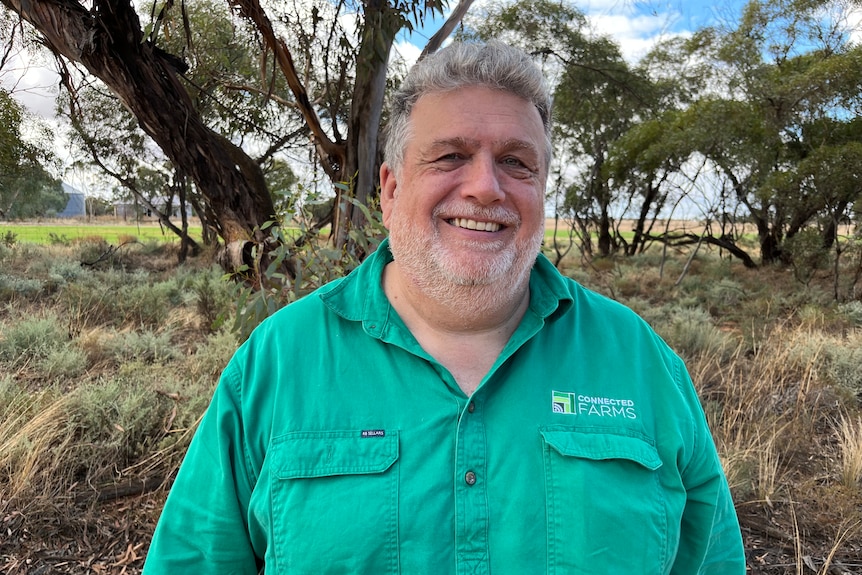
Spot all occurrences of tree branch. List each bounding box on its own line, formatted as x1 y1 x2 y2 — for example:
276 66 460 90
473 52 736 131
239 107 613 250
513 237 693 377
227 0 345 180
420 0 475 60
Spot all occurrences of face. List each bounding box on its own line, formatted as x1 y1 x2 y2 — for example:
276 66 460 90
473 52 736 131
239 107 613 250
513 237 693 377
380 86 547 300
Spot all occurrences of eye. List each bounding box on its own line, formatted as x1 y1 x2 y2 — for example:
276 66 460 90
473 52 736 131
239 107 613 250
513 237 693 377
500 156 536 178
438 152 465 162
501 156 525 167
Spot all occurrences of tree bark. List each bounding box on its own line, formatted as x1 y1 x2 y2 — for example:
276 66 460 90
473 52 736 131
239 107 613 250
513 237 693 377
2 0 277 262
334 0 398 251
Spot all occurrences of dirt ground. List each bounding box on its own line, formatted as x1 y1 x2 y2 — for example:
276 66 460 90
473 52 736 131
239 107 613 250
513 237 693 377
2 492 861 574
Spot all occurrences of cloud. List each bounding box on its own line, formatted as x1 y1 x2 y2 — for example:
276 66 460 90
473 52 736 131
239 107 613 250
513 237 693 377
588 11 683 61
2 53 59 118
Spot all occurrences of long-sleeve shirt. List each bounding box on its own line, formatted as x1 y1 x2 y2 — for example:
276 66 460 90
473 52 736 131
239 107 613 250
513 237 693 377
143 238 745 574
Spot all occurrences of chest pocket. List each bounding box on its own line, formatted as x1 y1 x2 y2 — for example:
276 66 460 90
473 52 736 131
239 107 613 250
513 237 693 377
541 427 670 575
270 430 399 575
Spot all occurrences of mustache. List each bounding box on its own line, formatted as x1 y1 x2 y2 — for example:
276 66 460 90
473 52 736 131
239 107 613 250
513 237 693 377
432 203 520 227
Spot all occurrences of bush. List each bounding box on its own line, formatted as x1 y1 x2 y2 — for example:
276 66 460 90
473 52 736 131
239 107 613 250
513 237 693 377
71 377 170 466
0 274 44 301
103 329 178 364
192 267 234 333
116 282 178 327
0 314 69 363
826 335 862 394
651 306 736 360
184 327 239 382
62 280 116 332
838 301 862 325
38 344 89 380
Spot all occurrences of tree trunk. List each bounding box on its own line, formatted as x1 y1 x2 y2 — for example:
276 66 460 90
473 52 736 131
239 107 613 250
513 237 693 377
3 0 276 265
333 0 396 251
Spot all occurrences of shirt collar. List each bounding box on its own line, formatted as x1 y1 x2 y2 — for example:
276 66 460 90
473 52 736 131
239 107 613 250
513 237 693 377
319 237 574 335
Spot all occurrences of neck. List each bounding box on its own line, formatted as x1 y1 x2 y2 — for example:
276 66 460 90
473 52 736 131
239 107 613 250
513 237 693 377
383 260 531 335
383 261 530 395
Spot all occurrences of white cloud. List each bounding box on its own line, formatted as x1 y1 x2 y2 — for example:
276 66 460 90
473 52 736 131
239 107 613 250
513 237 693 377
1 53 59 118
587 12 681 62
846 6 862 45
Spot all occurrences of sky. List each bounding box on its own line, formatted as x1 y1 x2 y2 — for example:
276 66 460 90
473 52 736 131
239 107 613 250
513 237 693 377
2 0 857 194
393 0 746 66
5 0 743 119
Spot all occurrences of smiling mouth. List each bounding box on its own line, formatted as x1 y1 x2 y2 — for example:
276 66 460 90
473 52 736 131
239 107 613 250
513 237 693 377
449 217 502 232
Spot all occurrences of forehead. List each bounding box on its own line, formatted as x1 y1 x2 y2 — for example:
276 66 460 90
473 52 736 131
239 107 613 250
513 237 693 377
407 86 545 152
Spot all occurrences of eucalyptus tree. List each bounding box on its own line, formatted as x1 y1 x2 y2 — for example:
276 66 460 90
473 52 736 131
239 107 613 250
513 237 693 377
644 0 862 264
0 0 466 271
463 0 667 258
0 88 64 219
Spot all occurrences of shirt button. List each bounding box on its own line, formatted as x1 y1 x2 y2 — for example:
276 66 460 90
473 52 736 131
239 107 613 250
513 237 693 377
464 471 477 485
467 402 475 413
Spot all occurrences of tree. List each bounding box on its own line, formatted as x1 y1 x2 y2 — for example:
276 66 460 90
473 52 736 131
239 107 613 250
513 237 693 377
642 0 862 264
0 0 464 272
463 0 666 258
0 88 64 219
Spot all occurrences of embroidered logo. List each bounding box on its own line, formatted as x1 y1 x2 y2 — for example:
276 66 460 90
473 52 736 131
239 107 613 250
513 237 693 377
552 391 575 414
552 390 638 419
361 429 385 438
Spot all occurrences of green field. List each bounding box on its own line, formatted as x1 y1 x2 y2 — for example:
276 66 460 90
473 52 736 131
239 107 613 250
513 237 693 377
0 222 203 245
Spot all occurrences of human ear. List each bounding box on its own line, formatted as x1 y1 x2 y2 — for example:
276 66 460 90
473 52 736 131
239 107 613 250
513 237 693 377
379 162 398 229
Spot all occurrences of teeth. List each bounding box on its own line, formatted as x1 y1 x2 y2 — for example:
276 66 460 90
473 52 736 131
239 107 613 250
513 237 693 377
451 218 501 232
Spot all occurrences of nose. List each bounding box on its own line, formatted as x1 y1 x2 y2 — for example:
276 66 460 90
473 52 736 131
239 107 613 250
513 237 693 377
461 154 505 205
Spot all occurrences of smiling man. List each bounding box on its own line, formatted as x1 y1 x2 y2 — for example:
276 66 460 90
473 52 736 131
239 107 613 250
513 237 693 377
143 41 746 574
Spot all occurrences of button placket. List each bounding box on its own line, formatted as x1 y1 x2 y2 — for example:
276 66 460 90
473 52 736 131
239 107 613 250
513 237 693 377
454 396 489 574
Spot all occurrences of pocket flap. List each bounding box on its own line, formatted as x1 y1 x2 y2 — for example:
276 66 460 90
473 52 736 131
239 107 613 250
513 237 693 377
541 428 662 470
273 430 399 479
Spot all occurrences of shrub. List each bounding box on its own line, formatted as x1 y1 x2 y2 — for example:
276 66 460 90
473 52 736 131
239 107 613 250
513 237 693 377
1 230 17 247
192 267 234 333
103 329 178 364
38 344 89 380
826 336 862 394
71 377 169 466
653 306 736 360
0 314 69 364
48 259 89 284
0 274 44 301
838 301 862 325
63 280 116 332
706 278 746 308
184 327 240 382
116 282 177 327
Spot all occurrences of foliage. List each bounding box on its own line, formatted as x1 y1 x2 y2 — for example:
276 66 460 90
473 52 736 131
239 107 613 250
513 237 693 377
0 313 69 363
231 194 387 340
0 88 65 219
0 238 859 572
2 0 454 264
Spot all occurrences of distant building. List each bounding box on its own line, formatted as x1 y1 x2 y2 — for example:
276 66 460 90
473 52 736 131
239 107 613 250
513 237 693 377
114 196 194 220
58 183 86 218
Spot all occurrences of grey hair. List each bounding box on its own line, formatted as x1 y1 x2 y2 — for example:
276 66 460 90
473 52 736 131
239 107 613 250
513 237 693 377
383 41 553 176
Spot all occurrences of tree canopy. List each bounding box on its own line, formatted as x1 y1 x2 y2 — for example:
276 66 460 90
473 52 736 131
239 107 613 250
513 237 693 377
0 88 64 219
1 0 860 275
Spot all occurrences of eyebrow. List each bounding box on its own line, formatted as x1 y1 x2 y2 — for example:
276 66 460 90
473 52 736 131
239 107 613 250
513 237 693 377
423 137 541 157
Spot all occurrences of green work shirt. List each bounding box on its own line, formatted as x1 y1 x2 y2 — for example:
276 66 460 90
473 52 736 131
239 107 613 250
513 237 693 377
143 239 745 574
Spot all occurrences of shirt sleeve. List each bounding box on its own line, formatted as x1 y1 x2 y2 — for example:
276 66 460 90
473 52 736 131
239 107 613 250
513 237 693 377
142 361 261 575
671 358 746 574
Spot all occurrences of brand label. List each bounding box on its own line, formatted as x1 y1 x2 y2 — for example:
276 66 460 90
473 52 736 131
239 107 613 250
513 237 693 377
552 391 638 419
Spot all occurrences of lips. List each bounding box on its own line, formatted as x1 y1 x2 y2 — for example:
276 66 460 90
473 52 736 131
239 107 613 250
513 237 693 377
449 217 502 232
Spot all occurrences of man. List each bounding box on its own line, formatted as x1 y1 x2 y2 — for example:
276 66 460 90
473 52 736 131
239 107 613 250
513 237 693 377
143 41 745 574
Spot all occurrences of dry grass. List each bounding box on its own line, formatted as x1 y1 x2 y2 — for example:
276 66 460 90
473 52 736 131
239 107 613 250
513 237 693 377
836 415 862 488
2 236 862 573
0 387 76 501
